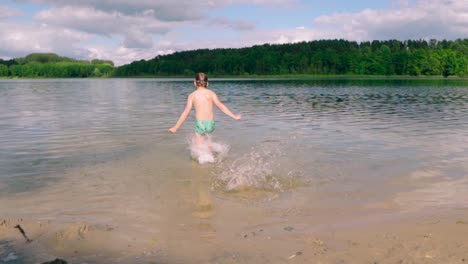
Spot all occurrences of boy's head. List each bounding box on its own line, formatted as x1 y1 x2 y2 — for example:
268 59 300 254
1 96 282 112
195 72 208 87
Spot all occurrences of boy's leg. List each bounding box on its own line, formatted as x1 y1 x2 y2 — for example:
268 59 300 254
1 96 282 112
194 133 215 163
195 133 213 150
194 133 205 147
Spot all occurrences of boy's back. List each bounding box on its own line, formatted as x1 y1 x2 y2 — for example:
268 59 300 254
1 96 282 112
191 88 215 121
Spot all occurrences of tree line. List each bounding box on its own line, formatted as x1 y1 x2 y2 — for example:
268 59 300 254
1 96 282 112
114 39 467 77
1 39 467 78
0 53 114 78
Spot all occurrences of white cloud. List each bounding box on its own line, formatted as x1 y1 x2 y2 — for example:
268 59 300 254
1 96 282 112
0 21 91 59
15 0 204 21
0 4 23 19
15 0 296 21
35 6 181 48
240 27 341 45
314 0 468 41
86 45 175 66
209 17 256 31
2 0 296 64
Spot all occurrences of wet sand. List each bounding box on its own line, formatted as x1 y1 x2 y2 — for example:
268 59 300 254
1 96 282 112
1 204 468 263
1 143 468 264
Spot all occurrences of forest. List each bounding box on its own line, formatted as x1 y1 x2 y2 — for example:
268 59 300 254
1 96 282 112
0 53 114 78
1 39 467 78
114 39 467 78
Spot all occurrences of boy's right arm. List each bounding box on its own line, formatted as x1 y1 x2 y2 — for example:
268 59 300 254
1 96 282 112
213 92 241 120
168 94 193 133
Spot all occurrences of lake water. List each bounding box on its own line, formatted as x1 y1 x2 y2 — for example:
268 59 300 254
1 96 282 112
1 78 468 263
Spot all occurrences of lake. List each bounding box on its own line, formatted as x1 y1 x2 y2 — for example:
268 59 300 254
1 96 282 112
1 78 467 263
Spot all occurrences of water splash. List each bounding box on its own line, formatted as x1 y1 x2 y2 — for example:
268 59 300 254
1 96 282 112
214 142 304 193
188 134 230 164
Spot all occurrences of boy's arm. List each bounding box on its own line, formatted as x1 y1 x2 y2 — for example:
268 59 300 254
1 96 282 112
168 94 193 133
213 92 241 120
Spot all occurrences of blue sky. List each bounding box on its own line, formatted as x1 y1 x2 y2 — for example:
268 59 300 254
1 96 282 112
0 0 466 65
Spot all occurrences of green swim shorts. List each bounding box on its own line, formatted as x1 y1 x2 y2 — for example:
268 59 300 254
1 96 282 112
194 120 215 135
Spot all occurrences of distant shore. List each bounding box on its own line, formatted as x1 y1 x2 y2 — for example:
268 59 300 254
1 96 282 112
117 74 468 80
1 74 467 80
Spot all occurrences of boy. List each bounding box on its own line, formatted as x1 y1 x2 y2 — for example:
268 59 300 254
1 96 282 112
168 73 241 146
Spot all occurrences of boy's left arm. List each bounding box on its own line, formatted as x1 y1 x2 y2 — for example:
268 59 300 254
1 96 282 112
213 92 241 120
169 94 193 133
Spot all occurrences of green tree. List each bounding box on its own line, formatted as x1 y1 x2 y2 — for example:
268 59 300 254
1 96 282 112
442 50 458 77
112 38 467 77
0 64 8 76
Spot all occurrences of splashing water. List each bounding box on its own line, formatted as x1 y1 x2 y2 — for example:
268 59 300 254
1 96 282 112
188 134 230 164
189 136 308 193
215 143 286 192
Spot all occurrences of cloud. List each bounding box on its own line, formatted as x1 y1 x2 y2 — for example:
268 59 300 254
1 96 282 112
2 0 296 63
314 0 468 41
15 0 296 21
15 0 204 21
86 45 175 66
208 17 256 31
0 4 24 19
35 6 181 48
0 21 91 59
241 27 343 45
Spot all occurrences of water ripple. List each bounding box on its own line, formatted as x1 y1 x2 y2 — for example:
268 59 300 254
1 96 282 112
0 79 467 193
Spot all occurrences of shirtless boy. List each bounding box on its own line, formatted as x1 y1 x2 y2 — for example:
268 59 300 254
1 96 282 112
168 73 241 145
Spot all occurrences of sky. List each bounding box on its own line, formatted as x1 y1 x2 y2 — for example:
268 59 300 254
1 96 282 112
0 0 466 65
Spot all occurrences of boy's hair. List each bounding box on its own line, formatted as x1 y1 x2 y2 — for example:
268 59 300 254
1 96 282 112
195 72 208 87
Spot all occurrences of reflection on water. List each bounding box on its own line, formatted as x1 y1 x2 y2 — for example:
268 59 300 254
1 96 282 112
0 79 185 191
1 78 467 195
